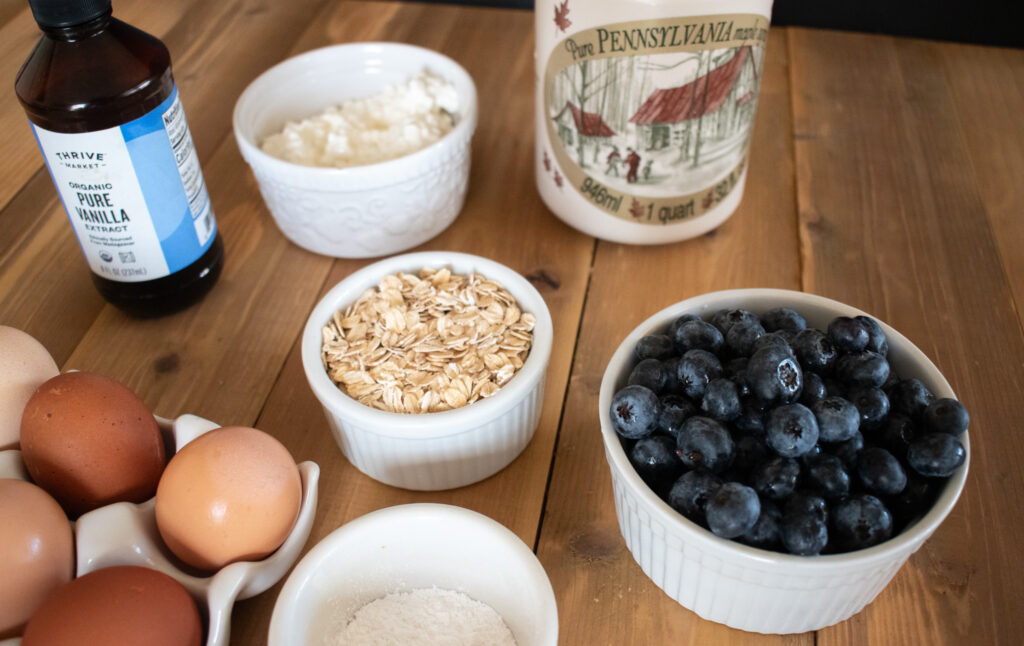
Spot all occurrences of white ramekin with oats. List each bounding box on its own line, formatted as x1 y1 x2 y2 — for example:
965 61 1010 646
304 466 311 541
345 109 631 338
301 252 553 491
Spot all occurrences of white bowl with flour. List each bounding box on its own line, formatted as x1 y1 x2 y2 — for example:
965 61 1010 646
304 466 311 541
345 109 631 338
268 503 558 645
233 43 477 258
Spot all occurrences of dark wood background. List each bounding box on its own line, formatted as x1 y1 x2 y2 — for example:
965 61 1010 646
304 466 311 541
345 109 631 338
411 0 1024 48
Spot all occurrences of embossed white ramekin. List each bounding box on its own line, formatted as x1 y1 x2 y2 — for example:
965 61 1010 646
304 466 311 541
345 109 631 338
233 43 477 258
269 503 558 645
301 251 553 490
600 289 969 634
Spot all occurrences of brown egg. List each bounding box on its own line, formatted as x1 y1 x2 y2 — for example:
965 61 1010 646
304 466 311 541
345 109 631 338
156 426 301 571
0 326 59 450
20 371 166 518
0 479 74 639
21 565 201 646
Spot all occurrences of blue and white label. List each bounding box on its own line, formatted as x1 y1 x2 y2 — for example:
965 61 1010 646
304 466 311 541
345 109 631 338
33 86 216 283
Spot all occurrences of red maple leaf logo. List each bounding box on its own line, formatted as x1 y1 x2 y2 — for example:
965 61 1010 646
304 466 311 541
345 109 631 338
553 170 563 188
554 1 571 32
629 198 645 220
543 151 551 172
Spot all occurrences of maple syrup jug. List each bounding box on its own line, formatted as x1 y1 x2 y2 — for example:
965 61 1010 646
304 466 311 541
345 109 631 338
535 0 773 244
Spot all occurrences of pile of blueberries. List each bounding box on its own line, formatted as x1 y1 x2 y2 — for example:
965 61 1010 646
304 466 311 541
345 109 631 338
610 307 968 556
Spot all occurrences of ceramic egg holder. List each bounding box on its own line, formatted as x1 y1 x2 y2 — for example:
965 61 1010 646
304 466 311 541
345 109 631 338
0 414 320 646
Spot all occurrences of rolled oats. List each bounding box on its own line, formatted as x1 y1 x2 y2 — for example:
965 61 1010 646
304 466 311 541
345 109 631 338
321 267 535 413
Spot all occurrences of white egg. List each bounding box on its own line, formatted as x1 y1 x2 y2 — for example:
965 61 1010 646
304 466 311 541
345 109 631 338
0 326 59 450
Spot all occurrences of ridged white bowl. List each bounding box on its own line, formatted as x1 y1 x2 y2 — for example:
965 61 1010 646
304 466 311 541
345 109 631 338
269 503 558 646
599 289 969 634
302 251 552 490
233 42 477 258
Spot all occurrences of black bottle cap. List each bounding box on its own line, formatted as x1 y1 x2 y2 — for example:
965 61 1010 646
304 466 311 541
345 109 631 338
27 0 111 28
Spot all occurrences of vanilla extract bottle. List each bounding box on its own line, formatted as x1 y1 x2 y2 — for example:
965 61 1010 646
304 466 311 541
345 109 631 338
16 0 224 316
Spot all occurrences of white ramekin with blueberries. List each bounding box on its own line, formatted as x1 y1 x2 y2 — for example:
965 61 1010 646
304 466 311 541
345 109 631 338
599 289 968 634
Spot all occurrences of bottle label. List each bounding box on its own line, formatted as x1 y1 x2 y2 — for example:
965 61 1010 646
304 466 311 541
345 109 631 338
32 86 216 282
540 11 769 225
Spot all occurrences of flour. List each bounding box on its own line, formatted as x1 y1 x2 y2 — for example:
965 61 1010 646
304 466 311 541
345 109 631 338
329 587 517 646
261 69 458 168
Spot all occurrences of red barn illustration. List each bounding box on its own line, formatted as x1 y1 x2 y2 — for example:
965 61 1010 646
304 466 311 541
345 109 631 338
630 46 759 159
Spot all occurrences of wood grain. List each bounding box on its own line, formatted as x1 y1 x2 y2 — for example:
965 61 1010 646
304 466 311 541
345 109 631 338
225 3 595 643
788 27 1024 646
535 28 809 645
937 41 1024 319
1 2 1023 645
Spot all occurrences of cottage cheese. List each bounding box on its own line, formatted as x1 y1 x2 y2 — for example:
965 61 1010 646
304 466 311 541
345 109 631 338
261 70 458 168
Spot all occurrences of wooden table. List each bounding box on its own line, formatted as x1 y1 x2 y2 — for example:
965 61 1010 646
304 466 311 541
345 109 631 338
2 1 1023 644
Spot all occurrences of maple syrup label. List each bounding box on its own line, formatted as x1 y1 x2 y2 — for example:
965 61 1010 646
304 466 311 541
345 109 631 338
541 12 769 225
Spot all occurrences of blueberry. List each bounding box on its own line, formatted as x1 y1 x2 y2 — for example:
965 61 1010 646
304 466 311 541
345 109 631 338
676 416 735 473
610 385 661 439
907 433 966 477
887 473 935 528
752 331 793 357
711 308 761 335
875 413 917 459
657 394 696 437
857 447 907 496
762 307 807 333
660 393 696 415
766 403 820 457
746 346 803 404
831 494 893 551
752 455 800 500
827 430 864 469
799 372 828 407
668 469 722 524
724 356 749 379
785 491 829 522
791 328 837 375
661 356 682 393
805 453 851 500
827 316 870 352
742 499 781 549
732 399 766 436
676 349 723 400
627 358 667 393
781 494 829 555
835 350 890 389
629 436 684 497
855 316 889 355
706 482 761 539
798 441 824 466
701 378 741 422
733 434 769 475
811 396 860 443
673 319 724 354
725 318 766 357
887 378 935 420
633 334 675 361
923 398 969 436
667 313 701 342
822 376 847 399
849 386 890 430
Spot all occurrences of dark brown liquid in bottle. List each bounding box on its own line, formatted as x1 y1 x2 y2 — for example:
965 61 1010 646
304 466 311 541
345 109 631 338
15 11 223 317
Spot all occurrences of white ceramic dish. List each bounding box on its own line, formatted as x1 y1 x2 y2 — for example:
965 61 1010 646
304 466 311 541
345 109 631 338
233 42 478 258
269 503 558 646
599 288 969 634
0 414 320 646
301 251 553 490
